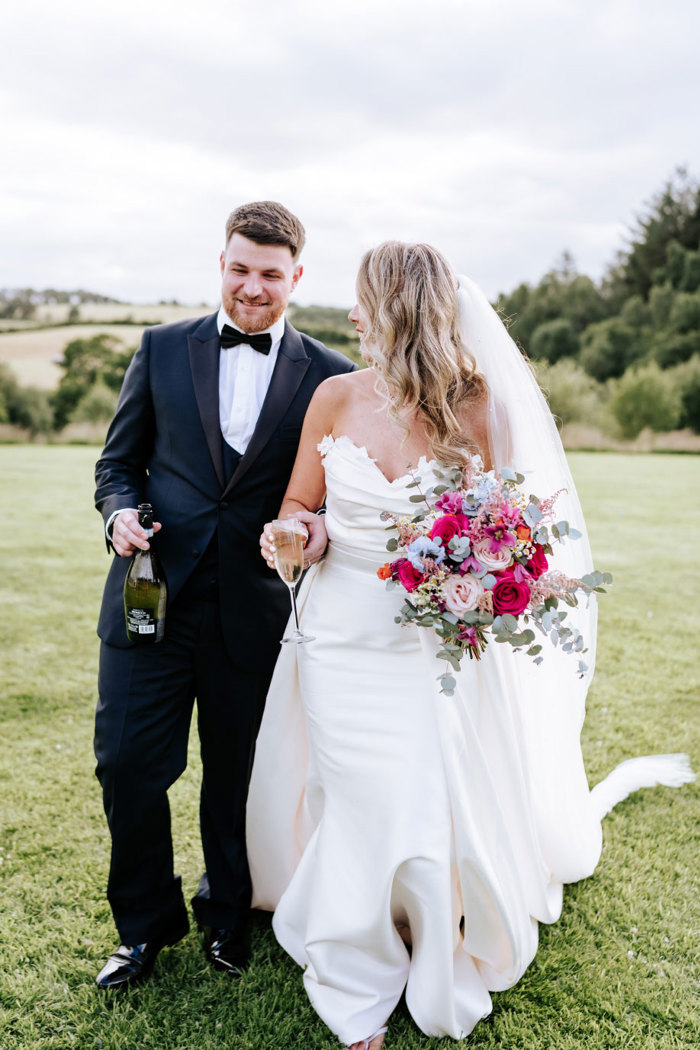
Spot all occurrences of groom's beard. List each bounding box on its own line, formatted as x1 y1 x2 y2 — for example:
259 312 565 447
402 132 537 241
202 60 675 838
222 293 285 334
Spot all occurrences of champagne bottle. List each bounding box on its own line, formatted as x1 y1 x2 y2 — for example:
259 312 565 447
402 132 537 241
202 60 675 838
123 503 167 643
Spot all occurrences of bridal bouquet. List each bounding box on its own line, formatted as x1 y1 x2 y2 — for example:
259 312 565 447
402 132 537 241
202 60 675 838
377 458 611 695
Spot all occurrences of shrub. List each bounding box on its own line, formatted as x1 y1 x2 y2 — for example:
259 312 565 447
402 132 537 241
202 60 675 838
52 334 134 429
534 358 608 428
71 381 119 424
0 363 54 435
580 318 644 380
609 362 682 439
667 355 700 433
529 319 580 362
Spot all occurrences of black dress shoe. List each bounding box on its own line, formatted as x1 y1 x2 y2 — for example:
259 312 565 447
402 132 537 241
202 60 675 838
95 923 188 989
202 927 248 977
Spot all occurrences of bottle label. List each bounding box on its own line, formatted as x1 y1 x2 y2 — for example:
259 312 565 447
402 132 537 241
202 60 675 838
127 607 156 634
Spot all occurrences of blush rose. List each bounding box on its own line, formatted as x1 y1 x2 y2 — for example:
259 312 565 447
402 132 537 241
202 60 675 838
443 574 484 615
472 538 513 572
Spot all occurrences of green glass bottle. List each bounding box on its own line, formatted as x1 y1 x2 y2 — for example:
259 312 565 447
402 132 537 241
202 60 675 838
123 503 167 643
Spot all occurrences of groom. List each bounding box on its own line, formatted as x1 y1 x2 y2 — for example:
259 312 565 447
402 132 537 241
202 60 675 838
93 201 354 988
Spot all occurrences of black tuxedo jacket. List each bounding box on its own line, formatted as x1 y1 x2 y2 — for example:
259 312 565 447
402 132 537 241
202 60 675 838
95 312 355 669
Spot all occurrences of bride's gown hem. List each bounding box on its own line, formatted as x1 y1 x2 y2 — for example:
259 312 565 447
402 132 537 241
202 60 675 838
247 434 694 1044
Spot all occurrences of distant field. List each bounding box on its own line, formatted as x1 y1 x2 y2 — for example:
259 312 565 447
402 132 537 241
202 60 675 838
0 305 215 388
0 325 143 388
9 302 212 327
0 304 360 390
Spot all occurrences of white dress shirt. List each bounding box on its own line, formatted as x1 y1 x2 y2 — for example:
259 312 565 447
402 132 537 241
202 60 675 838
217 307 285 455
105 308 286 542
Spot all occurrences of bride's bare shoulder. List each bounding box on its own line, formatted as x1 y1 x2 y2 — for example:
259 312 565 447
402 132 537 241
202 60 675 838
309 367 374 408
300 367 371 436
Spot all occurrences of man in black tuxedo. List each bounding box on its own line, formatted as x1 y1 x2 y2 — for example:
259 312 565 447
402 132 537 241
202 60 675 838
93 201 355 988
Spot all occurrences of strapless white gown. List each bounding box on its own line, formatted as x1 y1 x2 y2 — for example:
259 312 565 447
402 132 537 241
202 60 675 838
246 435 693 1045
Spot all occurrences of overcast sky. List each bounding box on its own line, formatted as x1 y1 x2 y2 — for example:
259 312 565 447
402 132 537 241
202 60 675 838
2 0 698 307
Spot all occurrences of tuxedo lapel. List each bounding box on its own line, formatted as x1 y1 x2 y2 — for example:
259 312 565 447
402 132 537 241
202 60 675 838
187 314 226 489
223 322 310 498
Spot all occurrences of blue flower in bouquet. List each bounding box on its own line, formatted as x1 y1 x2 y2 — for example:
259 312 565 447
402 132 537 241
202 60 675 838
406 536 445 570
465 472 503 503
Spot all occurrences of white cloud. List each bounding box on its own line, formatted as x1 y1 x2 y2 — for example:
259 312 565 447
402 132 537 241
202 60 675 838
1 0 699 304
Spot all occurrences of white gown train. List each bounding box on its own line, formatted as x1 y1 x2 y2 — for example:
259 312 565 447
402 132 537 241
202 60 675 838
246 435 694 1045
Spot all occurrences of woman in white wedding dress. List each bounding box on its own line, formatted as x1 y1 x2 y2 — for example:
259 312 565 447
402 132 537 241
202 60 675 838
246 242 693 1050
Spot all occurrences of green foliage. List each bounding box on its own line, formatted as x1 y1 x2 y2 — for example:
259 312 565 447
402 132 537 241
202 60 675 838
530 318 580 362
71 380 120 424
0 362 53 435
603 166 700 306
0 288 37 320
287 304 363 366
579 318 645 381
609 362 682 439
533 358 608 428
667 355 700 432
52 333 135 429
497 254 609 354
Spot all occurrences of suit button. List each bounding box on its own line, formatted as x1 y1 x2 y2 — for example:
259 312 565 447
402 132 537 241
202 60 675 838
192 549 200 558
220 500 229 509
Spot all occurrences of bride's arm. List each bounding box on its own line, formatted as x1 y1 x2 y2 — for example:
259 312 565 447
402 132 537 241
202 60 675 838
260 376 346 567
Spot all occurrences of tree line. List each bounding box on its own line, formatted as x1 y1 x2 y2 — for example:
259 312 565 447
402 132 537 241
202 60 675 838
1 168 698 440
498 167 700 438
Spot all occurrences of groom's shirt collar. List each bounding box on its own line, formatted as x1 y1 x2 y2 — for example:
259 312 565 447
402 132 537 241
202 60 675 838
216 307 285 347
217 308 286 456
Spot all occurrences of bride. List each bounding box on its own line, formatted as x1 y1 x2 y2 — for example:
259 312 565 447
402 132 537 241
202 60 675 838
247 241 693 1049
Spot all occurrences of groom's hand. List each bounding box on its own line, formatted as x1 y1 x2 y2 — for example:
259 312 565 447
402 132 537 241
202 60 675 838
111 509 162 558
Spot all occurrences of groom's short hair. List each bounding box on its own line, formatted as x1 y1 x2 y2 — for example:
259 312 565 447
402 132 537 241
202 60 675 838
225 201 306 258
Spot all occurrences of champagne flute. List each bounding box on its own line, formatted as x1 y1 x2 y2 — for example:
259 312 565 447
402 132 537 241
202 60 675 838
269 519 315 644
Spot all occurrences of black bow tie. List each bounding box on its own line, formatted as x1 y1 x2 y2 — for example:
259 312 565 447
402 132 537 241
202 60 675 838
220 324 272 355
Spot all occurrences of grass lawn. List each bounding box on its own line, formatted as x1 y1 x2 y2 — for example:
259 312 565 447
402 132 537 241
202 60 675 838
0 447 698 1050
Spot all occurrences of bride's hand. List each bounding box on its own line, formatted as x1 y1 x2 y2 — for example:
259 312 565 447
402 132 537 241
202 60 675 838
260 511 328 571
295 510 328 566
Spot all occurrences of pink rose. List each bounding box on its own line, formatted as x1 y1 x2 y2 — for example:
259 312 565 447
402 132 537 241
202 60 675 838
492 571 531 615
396 559 425 592
429 514 463 547
443 573 484 615
526 544 549 579
472 538 513 572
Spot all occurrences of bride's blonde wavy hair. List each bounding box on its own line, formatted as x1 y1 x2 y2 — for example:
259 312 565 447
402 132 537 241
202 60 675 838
356 241 488 466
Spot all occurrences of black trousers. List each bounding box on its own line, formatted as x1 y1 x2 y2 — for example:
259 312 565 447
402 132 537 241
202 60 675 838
95 588 273 947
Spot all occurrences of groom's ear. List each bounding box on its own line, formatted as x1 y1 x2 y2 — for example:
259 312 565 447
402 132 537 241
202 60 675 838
219 250 225 274
291 263 303 291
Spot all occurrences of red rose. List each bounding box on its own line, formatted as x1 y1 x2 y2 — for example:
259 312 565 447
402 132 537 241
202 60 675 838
526 544 548 579
492 570 531 615
396 559 425 592
429 514 463 546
